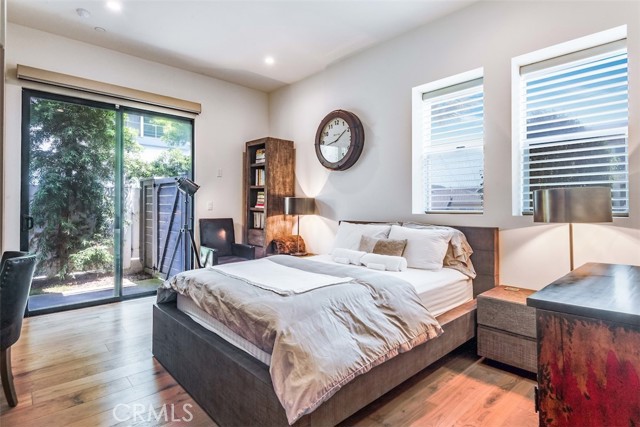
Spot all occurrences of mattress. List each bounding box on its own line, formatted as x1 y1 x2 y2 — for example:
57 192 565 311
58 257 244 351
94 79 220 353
177 293 273 365
176 257 472 366
309 255 473 317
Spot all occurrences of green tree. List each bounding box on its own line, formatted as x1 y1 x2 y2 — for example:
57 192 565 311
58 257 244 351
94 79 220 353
149 149 191 178
29 99 123 278
151 117 191 147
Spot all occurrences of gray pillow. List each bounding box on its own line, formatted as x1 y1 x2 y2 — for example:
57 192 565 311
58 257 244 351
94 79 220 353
359 235 407 257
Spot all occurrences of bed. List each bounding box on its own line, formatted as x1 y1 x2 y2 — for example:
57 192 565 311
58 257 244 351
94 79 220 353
152 223 499 426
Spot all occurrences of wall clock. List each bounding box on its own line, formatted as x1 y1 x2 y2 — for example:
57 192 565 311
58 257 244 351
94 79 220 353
314 110 364 171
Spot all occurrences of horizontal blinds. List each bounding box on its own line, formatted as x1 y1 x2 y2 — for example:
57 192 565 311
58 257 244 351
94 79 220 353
422 79 484 213
519 44 628 215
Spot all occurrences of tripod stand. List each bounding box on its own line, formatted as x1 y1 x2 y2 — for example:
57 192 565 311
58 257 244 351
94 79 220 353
166 179 202 275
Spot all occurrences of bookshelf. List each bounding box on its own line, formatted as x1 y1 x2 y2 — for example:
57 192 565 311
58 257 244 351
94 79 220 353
243 137 295 257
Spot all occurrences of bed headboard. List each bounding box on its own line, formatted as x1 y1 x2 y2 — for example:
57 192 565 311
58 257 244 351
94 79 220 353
341 221 499 297
449 225 499 297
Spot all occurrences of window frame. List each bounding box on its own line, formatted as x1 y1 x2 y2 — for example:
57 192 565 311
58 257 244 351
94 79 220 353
411 68 485 215
511 26 628 216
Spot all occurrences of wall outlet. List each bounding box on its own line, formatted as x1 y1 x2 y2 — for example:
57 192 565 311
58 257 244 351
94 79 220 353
206 201 214 211
217 168 223 177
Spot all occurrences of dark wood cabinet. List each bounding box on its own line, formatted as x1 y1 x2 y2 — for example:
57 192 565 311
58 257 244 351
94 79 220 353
243 137 294 258
527 263 640 427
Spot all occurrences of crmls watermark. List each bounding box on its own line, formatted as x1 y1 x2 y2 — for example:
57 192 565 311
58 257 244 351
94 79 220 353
112 403 194 423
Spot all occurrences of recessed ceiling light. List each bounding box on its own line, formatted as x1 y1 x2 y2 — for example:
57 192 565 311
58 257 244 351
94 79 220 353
264 56 275 66
106 1 122 12
76 8 91 18
94 27 107 32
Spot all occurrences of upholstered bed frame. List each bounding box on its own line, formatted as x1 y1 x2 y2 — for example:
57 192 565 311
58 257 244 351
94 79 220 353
152 224 499 426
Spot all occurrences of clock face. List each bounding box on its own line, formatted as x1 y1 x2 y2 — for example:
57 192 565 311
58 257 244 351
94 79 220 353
315 110 364 171
319 117 352 163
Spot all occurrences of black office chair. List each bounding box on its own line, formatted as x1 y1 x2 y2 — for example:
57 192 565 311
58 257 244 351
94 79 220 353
0 251 37 407
199 218 255 265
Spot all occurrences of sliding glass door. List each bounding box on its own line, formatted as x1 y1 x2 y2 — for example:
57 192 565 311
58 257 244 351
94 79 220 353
21 90 193 313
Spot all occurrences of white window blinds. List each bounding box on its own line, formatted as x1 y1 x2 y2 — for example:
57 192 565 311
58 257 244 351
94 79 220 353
421 78 484 213
519 41 628 215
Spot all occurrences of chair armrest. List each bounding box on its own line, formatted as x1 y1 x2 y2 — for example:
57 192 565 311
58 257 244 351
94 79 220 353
231 243 256 260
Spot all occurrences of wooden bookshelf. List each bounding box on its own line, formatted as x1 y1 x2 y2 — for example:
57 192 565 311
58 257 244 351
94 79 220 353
243 137 295 257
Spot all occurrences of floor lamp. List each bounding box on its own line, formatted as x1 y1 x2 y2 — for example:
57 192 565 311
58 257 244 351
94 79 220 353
284 197 315 256
167 177 202 274
533 187 613 271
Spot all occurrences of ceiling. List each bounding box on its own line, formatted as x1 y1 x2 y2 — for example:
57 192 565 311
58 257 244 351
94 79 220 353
8 0 475 92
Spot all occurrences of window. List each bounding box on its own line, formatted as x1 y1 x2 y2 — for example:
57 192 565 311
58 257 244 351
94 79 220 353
412 73 484 213
518 40 628 215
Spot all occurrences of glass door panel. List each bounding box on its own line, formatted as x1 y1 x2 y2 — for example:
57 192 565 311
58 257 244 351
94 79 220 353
21 92 117 312
20 91 195 313
123 110 193 284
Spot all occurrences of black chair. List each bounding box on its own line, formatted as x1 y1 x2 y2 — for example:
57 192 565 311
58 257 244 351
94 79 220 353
199 218 255 265
0 251 37 407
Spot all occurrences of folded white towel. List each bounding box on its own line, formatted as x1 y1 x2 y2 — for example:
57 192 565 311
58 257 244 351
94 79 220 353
365 263 386 271
360 253 408 272
333 257 350 265
332 248 366 265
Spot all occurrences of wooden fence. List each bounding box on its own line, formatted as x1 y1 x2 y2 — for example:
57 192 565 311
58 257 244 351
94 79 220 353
140 177 192 279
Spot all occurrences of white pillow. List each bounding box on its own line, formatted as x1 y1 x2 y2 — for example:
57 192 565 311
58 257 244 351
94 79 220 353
331 248 366 265
388 225 451 270
331 222 392 254
360 253 408 272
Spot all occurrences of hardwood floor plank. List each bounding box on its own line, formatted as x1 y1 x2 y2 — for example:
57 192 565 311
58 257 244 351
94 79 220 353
0 377 132 425
29 358 157 404
15 349 152 395
0 296 538 427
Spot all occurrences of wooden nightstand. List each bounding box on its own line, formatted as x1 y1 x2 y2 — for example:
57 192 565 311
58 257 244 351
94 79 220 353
477 285 537 372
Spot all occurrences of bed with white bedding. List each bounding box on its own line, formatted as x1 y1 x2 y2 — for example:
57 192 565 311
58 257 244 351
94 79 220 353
152 222 499 427
176 257 472 369
309 254 473 316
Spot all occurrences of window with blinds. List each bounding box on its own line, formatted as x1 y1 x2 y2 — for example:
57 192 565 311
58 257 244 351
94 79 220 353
518 40 628 215
420 78 484 213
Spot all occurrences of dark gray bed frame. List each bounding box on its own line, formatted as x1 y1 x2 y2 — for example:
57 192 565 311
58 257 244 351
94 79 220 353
152 224 499 426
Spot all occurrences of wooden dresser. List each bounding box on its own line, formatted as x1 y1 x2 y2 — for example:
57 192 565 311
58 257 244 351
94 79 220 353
527 263 640 427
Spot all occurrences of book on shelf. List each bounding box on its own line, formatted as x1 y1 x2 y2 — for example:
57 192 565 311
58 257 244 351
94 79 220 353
255 148 266 163
255 191 265 208
254 169 265 186
253 212 265 229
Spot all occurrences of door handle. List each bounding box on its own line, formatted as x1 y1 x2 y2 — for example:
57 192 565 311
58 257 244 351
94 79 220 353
22 216 34 231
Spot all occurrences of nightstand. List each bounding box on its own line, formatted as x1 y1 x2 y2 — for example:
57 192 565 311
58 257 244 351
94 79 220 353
477 285 537 373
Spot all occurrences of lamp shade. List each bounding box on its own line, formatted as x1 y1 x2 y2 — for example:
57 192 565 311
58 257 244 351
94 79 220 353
176 177 200 196
533 187 612 223
284 197 315 215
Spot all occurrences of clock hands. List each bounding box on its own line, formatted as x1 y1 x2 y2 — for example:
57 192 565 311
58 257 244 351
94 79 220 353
325 129 347 146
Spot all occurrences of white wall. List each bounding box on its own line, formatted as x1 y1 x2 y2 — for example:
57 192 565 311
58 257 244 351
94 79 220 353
3 23 269 250
269 1 640 289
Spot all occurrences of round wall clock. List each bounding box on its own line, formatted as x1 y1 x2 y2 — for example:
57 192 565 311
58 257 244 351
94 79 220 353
314 110 364 171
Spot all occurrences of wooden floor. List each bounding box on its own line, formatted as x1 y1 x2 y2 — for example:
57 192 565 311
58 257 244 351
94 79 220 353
0 297 538 427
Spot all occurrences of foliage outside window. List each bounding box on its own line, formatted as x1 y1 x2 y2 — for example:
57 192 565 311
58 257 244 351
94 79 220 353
27 97 192 279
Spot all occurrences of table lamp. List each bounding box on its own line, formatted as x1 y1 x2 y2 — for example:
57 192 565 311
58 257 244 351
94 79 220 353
533 187 612 271
284 197 315 256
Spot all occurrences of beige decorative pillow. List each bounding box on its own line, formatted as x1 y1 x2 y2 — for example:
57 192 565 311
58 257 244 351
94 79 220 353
359 235 407 257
